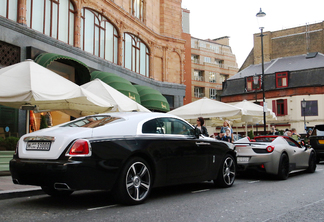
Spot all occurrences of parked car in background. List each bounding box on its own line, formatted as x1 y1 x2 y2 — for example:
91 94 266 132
309 124 324 163
10 112 236 205
234 135 316 179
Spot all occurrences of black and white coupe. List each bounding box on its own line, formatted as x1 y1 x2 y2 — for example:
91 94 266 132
10 112 236 205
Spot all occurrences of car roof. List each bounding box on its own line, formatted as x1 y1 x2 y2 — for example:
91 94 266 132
90 112 183 122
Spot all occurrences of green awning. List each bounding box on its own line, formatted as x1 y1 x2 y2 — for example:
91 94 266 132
34 53 90 85
91 71 141 103
134 85 170 112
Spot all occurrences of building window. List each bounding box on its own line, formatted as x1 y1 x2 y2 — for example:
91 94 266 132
276 72 288 88
220 74 228 83
272 99 288 116
191 55 199 63
246 76 261 91
204 57 211 63
131 0 144 21
26 0 75 45
194 87 204 98
199 41 206 48
81 8 118 63
209 72 216 83
193 70 204 81
0 0 18 21
123 33 150 77
301 100 318 116
209 88 216 99
191 39 197 48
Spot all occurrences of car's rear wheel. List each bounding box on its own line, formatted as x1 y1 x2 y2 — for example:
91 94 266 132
41 186 74 197
306 151 317 173
113 157 152 205
214 154 236 188
277 153 289 180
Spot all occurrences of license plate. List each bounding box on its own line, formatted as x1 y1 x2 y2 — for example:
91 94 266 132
237 157 250 162
318 140 324 144
26 142 51 151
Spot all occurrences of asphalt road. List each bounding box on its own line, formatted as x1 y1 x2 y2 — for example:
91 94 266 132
1 164 324 222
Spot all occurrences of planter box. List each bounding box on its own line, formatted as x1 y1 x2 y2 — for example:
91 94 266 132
0 151 14 172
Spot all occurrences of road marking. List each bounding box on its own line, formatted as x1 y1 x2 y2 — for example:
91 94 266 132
248 180 260 184
317 169 323 171
87 204 119 211
191 189 210 194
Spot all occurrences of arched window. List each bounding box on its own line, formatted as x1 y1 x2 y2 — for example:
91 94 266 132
123 33 150 77
131 0 144 21
26 0 75 45
0 0 18 22
80 8 118 63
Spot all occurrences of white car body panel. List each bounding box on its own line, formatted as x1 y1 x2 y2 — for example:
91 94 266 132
17 112 199 160
234 136 313 175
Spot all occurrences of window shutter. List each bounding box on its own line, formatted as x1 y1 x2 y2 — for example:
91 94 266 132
272 100 277 115
284 99 288 115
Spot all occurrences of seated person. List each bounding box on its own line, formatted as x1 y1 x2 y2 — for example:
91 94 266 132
222 129 232 143
216 133 224 140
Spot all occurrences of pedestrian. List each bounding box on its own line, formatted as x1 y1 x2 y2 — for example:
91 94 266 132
222 128 232 143
196 117 209 137
305 128 313 144
216 132 224 140
286 131 292 137
291 128 300 141
268 125 279 135
220 120 233 141
284 128 289 136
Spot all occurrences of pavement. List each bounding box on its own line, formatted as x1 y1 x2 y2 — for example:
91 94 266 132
0 171 43 199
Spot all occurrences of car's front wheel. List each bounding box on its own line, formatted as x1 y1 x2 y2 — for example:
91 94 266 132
41 186 74 197
113 157 152 205
214 154 236 188
277 153 289 180
306 151 317 173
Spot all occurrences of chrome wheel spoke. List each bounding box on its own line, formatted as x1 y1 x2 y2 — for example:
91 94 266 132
141 181 150 190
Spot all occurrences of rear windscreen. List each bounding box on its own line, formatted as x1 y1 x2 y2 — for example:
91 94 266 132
61 116 122 128
313 125 324 136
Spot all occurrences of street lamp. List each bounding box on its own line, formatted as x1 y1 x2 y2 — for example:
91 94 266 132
253 73 259 102
302 99 307 132
256 8 267 135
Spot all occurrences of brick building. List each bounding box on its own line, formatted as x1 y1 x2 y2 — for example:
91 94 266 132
0 0 187 136
222 22 324 134
189 37 238 103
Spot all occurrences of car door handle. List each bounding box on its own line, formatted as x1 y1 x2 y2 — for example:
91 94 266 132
196 142 210 146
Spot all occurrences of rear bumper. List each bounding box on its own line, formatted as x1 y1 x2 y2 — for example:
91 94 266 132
236 154 278 174
10 158 119 191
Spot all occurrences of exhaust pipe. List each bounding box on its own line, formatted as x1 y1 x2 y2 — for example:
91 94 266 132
12 179 19 184
54 183 71 190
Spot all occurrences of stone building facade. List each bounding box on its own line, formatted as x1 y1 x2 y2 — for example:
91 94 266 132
0 0 187 136
190 36 238 103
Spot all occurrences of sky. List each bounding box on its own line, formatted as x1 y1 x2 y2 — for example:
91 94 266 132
181 0 324 68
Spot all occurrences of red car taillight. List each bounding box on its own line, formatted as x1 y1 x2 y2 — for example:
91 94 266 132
67 139 91 156
266 145 275 153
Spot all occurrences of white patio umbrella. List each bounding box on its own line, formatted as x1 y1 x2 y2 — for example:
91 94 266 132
233 100 277 122
81 79 150 112
168 97 245 119
232 100 277 136
0 60 113 117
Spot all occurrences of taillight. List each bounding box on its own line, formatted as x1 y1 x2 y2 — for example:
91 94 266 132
66 139 91 156
266 145 275 153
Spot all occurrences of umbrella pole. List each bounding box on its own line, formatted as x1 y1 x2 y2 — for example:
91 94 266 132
26 110 30 134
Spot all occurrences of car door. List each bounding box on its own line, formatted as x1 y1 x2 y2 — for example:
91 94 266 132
157 118 211 185
284 137 309 168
